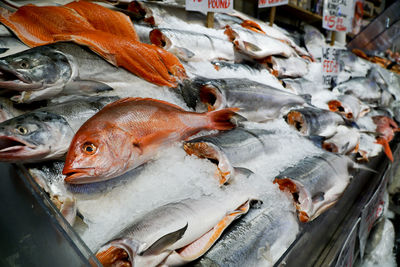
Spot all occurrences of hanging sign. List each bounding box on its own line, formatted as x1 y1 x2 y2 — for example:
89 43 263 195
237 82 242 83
186 0 234 12
322 46 342 88
258 0 288 8
322 0 355 32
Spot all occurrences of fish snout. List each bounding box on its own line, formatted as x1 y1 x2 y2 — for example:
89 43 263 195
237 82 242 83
0 135 34 153
63 167 96 184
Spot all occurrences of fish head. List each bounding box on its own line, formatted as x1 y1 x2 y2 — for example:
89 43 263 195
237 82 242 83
63 125 134 183
199 82 225 111
0 46 73 92
0 111 72 162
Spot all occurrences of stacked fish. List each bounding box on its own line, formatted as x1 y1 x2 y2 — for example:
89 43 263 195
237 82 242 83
0 1 399 266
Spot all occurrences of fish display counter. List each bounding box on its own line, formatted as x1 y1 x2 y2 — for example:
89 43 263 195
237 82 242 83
0 0 399 267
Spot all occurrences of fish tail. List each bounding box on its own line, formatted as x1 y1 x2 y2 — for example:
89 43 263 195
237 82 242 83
207 108 239 131
376 137 393 162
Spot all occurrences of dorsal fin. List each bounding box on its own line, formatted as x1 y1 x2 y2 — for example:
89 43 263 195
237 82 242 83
103 97 186 111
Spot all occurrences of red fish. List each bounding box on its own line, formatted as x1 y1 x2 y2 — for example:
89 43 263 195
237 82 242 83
63 97 238 184
55 30 187 87
372 116 399 162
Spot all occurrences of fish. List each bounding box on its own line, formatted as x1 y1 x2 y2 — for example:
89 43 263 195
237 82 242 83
327 94 370 121
372 115 399 162
0 96 118 163
282 78 324 95
321 125 360 154
54 30 187 87
182 77 307 122
0 36 29 57
27 160 77 225
0 42 162 103
355 133 383 162
274 153 353 222
303 25 325 60
285 107 345 137
95 193 253 267
339 50 371 78
63 97 238 184
224 24 295 59
149 28 235 62
0 96 28 122
270 56 309 78
184 128 278 184
332 78 382 105
133 23 153 44
0 4 96 47
64 1 139 41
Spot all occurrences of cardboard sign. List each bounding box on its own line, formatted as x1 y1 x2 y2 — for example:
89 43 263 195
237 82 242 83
322 47 341 88
323 0 355 32
358 168 389 258
186 0 233 12
258 0 288 8
335 218 360 267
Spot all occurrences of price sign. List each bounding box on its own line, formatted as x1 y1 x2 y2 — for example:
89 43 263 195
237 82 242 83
258 0 288 8
322 0 355 32
335 218 360 267
358 170 389 258
322 47 342 88
186 0 233 12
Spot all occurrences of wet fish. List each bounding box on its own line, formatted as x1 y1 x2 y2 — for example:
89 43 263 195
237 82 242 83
270 56 309 78
0 96 118 163
0 42 160 103
224 24 294 59
327 94 370 121
184 128 278 184
63 97 238 184
356 133 383 162
27 160 76 225
182 77 307 122
321 125 360 154
274 153 352 222
0 96 28 122
149 28 235 62
333 78 382 105
285 107 345 137
372 115 399 162
95 193 252 267
282 78 323 95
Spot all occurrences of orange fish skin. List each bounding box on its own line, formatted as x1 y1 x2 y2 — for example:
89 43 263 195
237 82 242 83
65 1 139 41
0 5 94 47
63 97 237 184
54 31 186 87
372 116 398 162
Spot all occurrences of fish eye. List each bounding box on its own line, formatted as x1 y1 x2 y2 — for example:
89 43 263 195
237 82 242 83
82 142 97 155
18 59 30 69
16 126 28 135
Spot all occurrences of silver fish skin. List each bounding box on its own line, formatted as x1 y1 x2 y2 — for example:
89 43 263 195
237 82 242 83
356 132 382 162
0 96 118 163
198 204 298 267
27 160 76 225
271 56 309 78
224 24 295 59
184 128 279 183
96 193 252 267
133 23 153 44
282 78 323 95
339 50 371 78
0 42 141 103
333 78 382 105
303 25 325 60
274 152 352 222
184 77 307 122
322 125 360 154
0 96 28 122
150 28 235 62
327 94 370 121
0 36 29 57
285 107 345 137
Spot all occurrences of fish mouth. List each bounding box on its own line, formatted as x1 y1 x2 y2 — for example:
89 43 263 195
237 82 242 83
63 167 96 184
199 85 224 111
0 64 42 91
0 135 35 154
286 111 307 134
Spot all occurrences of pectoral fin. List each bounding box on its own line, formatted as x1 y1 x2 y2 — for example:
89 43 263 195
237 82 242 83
141 223 188 256
64 79 114 95
176 47 195 60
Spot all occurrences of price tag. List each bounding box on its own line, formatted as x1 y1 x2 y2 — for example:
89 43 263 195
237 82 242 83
258 0 288 8
322 0 356 32
358 170 389 258
186 0 234 12
322 46 342 88
335 218 360 267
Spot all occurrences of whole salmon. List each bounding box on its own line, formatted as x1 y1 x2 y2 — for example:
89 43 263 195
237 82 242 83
63 97 238 184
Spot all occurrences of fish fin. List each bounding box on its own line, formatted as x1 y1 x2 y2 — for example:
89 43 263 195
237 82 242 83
207 108 239 131
141 223 188 256
376 137 393 162
349 158 378 173
59 197 77 226
64 79 114 95
134 130 176 153
0 48 9 54
308 135 325 148
105 97 187 111
300 94 312 105
176 47 195 59
243 41 261 52
234 167 254 178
